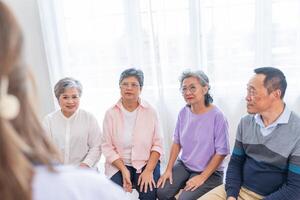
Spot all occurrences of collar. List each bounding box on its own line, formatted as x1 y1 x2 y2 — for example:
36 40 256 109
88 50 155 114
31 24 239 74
115 98 149 109
255 105 291 128
59 109 79 120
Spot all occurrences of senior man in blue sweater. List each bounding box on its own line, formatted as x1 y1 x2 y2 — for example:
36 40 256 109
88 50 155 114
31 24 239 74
199 67 300 200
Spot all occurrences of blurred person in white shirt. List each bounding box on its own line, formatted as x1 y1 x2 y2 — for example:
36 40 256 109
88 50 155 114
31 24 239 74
0 1 126 200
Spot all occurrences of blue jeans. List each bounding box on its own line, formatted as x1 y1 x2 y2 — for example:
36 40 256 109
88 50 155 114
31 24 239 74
111 162 160 200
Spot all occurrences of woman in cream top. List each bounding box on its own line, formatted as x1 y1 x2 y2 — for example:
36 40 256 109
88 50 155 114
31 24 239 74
43 78 101 168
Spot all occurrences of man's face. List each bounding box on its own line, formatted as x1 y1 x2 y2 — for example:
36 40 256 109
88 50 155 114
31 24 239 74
245 74 275 114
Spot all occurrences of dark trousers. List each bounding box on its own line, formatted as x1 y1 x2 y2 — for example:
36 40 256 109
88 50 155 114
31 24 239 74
111 163 160 200
157 160 223 200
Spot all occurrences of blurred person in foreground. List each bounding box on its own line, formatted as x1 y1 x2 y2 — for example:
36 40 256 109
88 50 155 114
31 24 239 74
0 1 126 200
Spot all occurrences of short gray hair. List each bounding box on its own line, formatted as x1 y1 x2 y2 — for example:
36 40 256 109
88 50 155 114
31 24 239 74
179 70 213 106
119 68 144 87
54 77 82 100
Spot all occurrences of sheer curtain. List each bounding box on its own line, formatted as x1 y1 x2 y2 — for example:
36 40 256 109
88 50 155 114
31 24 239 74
38 0 300 163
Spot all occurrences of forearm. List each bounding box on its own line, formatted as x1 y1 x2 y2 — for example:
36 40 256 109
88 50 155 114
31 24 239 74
82 145 101 167
112 158 128 172
225 154 245 198
144 151 160 172
165 143 181 171
200 154 226 181
263 171 300 200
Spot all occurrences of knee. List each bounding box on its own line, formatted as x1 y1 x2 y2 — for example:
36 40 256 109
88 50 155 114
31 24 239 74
157 187 173 200
157 188 166 199
138 188 157 200
177 191 192 200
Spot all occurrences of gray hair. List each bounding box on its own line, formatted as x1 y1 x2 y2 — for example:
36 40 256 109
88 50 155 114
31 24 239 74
54 77 82 100
179 70 213 106
119 68 144 88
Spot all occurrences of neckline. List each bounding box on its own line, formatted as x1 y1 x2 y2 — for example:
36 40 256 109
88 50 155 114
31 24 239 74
121 105 138 115
188 105 216 116
59 109 78 120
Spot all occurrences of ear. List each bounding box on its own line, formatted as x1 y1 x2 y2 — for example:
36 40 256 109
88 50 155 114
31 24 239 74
202 85 209 95
272 89 281 99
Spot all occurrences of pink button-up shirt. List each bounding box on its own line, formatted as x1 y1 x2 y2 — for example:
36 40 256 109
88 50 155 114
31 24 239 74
102 99 163 178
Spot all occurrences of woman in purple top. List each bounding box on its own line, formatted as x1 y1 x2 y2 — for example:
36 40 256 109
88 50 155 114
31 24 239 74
157 70 230 200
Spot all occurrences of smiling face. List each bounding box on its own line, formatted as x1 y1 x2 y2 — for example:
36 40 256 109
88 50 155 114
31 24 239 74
181 76 208 106
245 74 276 114
120 76 141 102
58 87 80 117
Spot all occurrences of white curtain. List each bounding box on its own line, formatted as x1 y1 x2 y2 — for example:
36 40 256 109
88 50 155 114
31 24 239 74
38 0 300 163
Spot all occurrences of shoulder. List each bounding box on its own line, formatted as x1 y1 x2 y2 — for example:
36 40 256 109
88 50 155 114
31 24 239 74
210 106 226 119
239 114 255 126
33 165 126 200
104 104 121 120
45 110 60 118
178 105 189 115
78 109 93 117
78 109 97 121
43 110 61 122
289 112 300 125
105 99 123 115
140 99 153 109
285 111 300 140
175 106 191 121
139 99 158 115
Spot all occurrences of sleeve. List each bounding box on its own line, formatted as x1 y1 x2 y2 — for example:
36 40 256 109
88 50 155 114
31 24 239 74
42 115 52 138
263 139 300 200
214 112 230 155
172 113 181 144
101 111 121 164
150 110 164 156
225 120 246 198
82 114 102 167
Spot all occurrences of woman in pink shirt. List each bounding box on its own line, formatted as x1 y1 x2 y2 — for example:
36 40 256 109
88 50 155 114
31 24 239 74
102 68 164 200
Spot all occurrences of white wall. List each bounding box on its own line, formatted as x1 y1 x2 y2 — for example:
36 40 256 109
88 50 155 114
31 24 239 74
4 0 54 117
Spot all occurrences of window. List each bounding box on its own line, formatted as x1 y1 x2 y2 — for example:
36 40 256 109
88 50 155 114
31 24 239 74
39 0 300 156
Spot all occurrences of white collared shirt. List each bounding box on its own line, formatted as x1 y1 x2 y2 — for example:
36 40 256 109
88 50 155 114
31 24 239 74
255 106 291 136
43 109 101 167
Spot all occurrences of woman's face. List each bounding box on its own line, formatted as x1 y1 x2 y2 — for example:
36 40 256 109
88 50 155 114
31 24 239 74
120 76 141 102
58 87 80 117
181 77 208 106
